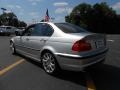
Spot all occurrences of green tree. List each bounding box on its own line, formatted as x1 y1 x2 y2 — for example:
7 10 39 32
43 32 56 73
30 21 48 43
65 2 119 33
67 3 92 28
19 21 27 27
0 12 18 26
65 15 71 23
0 12 27 27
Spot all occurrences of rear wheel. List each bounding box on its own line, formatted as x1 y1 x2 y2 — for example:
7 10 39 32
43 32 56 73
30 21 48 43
10 42 16 54
41 52 60 75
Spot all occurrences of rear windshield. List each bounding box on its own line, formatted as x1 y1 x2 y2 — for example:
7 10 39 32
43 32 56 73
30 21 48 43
55 23 88 33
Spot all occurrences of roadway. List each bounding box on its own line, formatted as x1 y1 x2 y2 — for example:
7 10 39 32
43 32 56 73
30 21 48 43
0 35 120 90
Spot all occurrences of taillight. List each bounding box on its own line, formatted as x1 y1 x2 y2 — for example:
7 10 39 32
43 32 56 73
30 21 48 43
72 39 92 52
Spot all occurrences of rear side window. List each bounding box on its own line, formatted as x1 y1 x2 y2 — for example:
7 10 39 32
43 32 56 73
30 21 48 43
55 23 88 33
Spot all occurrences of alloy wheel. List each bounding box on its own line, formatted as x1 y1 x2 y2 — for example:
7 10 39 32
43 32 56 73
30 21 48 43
42 52 56 74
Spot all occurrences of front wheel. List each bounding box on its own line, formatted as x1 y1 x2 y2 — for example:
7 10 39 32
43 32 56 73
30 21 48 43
41 52 60 75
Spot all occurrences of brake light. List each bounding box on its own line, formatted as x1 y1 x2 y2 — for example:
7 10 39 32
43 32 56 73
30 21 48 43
72 39 92 52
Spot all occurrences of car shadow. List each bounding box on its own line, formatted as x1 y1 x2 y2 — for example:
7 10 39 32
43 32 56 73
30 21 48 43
26 57 120 90
15 54 120 90
87 64 120 90
16 54 86 87
53 70 86 86
15 53 43 68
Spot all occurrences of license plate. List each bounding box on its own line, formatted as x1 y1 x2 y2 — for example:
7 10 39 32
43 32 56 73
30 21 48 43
95 40 104 48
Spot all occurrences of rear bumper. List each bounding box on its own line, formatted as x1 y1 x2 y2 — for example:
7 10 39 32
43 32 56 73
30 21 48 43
55 48 108 71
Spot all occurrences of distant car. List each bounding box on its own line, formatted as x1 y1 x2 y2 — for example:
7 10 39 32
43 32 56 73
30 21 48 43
18 27 25 31
0 26 10 36
10 22 108 74
0 26 17 36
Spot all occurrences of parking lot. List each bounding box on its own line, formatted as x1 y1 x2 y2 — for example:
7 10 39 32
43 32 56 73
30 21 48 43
0 35 120 90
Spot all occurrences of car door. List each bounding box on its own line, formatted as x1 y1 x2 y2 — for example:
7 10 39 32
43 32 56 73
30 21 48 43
25 23 54 60
16 24 36 55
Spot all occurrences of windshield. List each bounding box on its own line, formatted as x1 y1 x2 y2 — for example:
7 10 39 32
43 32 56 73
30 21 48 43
55 23 88 33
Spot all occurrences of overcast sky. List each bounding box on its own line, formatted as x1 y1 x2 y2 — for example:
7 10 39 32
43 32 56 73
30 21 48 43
0 0 120 23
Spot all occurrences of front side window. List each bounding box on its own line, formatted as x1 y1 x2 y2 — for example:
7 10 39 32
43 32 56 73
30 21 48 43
23 23 54 36
31 23 54 36
41 24 54 36
31 24 43 36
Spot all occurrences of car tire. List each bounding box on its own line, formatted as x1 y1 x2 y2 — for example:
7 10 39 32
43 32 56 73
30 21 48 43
10 42 16 54
41 51 60 75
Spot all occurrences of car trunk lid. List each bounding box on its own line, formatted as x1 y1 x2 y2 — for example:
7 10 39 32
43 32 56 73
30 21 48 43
70 32 106 50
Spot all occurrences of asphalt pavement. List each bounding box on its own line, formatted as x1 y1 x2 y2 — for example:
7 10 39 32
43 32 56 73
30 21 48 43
0 35 120 90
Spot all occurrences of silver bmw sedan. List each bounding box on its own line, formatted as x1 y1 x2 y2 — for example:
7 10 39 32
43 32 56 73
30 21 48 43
10 22 108 74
